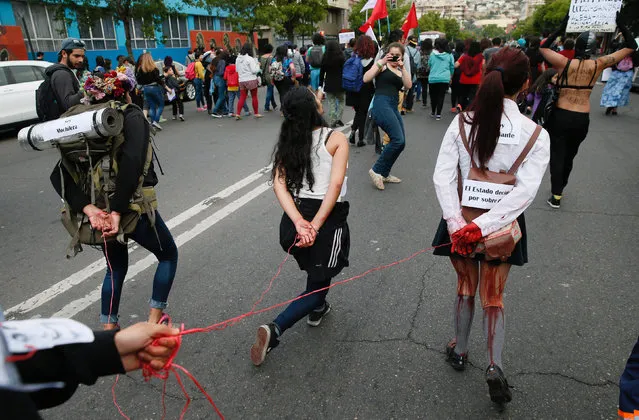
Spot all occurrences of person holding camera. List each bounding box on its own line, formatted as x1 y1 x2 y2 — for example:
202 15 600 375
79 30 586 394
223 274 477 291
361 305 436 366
364 42 412 190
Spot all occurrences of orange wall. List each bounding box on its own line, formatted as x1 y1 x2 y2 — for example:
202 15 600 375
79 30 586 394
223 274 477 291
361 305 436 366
189 30 259 52
0 25 28 61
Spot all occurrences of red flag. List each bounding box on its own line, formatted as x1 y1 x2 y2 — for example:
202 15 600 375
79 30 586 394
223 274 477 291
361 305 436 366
401 2 418 36
359 0 388 33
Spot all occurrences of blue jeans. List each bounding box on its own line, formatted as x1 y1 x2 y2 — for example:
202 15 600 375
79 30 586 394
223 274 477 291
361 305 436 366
213 75 228 114
415 79 422 100
143 85 165 123
371 94 406 177
265 84 277 110
194 78 204 107
100 212 178 323
227 90 248 114
273 271 331 334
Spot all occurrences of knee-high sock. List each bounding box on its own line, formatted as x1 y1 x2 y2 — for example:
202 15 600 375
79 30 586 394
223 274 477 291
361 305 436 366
483 306 505 368
454 295 475 355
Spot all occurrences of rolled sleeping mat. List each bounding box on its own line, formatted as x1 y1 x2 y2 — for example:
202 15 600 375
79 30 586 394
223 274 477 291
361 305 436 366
18 107 124 151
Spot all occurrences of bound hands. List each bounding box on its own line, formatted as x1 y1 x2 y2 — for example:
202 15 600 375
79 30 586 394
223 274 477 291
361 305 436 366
82 205 120 237
114 322 181 372
451 222 482 256
294 218 319 248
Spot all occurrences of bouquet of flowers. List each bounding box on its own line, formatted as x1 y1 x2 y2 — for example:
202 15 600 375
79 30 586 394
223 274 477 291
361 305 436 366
81 66 134 104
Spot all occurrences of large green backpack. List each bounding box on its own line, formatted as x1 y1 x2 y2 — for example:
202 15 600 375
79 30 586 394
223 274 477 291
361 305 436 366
56 101 157 258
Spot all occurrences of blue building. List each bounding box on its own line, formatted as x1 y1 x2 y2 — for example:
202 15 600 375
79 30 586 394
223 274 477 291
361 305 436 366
0 0 251 65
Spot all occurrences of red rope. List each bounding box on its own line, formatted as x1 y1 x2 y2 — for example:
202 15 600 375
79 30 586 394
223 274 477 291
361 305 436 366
108 233 450 419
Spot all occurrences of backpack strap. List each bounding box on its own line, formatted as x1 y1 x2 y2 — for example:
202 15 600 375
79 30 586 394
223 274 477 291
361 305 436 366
507 125 542 175
457 115 478 169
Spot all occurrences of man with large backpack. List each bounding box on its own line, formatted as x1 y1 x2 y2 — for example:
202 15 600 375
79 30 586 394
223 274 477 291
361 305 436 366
306 33 326 90
403 36 421 113
36 38 87 122
43 55 179 331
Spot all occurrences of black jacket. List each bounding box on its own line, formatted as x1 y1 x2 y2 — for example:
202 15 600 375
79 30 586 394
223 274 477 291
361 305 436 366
319 55 346 94
50 105 158 214
3 330 124 420
47 64 83 115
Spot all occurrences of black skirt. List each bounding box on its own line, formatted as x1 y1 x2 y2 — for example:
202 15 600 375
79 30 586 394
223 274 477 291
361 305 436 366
431 214 528 266
280 198 350 280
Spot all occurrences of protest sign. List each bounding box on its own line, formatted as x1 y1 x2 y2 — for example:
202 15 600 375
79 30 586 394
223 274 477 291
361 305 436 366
566 0 623 33
339 32 355 44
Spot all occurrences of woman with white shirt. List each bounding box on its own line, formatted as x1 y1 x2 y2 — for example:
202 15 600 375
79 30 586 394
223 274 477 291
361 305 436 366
250 87 350 366
235 43 263 120
432 47 550 404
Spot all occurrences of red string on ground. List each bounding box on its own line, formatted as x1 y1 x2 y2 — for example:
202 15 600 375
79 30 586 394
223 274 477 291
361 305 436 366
113 238 450 419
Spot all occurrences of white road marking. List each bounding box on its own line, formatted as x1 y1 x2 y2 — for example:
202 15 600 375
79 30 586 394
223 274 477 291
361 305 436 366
4 166 271 318
7 119 353 320
53 182 270 319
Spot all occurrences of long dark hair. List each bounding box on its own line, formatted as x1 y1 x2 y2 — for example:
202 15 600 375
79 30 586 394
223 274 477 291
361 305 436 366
463 47 530 168
275 45 287 63
271 87 327 195
322 40 344 67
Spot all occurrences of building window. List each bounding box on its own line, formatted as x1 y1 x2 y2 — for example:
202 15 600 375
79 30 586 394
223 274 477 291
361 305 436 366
162 15 188 48
79 16 117 50
193 15 214 31
12 1 67 52
218 18 232 32
129 18 156 49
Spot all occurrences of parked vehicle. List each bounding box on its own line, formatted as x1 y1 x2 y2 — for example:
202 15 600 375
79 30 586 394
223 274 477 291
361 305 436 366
154 60 196 102
0 60 53 129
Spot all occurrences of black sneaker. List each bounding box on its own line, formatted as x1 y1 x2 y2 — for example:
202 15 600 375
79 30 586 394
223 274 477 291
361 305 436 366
349 131 356 144
445 340 468 371
547 196 561 209
211 112 222 119
250 323 279 366
307 302 331 327
486 364 512 404
335 120 345 127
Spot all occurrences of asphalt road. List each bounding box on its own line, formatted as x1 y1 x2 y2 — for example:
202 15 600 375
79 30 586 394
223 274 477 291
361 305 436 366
1 86 637 419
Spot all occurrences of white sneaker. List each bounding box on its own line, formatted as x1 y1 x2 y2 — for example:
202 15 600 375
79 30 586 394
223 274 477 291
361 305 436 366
369 169 385 190
383 175 402 183
151 121 163 130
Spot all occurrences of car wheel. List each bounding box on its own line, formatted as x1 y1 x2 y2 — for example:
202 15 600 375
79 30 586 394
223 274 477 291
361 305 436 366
184 82 196 101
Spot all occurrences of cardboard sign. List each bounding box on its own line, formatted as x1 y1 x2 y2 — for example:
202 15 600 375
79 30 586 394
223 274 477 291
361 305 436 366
566 0 623 33
461 180 514 210
1 318 94 354
339 32 355 44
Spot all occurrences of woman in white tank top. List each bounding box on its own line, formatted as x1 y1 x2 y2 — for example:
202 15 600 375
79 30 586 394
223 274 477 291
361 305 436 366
250 87 350 367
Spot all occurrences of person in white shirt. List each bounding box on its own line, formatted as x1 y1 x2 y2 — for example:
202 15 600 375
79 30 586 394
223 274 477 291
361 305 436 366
250 87 350 367
432 47 550 405
235 43 263 120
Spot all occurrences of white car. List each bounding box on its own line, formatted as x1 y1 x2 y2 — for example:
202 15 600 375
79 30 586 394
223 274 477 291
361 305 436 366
0 60 54 128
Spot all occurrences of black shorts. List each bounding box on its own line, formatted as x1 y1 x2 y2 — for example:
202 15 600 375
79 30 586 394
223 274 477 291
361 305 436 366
431 214 528 266
280 198 350 280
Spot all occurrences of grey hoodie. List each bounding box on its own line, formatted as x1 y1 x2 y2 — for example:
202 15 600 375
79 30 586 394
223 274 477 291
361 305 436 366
47 64 83 114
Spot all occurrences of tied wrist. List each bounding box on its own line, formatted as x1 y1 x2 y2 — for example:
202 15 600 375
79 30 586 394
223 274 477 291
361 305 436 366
446 216 467 236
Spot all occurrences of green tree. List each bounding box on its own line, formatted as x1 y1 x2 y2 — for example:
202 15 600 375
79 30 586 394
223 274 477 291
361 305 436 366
481 24 505 39
510 0 569 39
442 18 461 41
348 0 410 39
270 0 328 42
418 12 443 32
40 0 190 58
